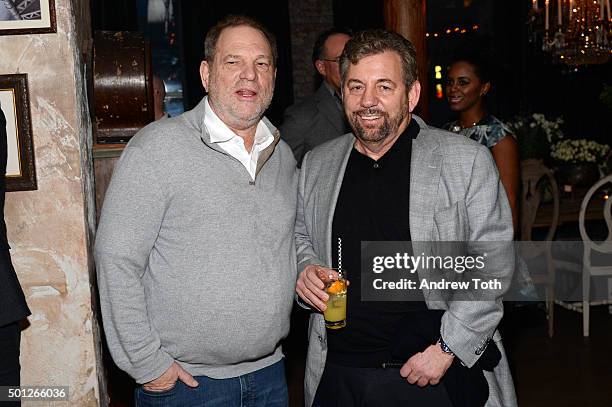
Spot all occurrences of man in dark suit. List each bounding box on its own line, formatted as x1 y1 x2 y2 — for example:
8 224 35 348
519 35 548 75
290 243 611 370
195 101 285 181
0 103 31 405
280 28 351 164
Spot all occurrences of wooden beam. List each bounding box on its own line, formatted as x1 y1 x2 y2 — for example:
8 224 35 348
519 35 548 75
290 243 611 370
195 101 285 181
383 0 429 121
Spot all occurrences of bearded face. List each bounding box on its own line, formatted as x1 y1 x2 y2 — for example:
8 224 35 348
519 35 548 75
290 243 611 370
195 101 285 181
342 51 419 147
348 104 409 143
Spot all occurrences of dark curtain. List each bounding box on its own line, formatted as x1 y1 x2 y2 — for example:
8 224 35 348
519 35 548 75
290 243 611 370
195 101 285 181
91 0 139 31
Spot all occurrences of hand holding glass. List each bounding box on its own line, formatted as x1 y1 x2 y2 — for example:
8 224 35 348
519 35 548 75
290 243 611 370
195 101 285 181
320 268 347 329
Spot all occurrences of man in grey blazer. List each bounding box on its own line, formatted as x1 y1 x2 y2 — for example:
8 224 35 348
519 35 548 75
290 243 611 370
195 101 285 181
280 28 351 164
295 29 517 406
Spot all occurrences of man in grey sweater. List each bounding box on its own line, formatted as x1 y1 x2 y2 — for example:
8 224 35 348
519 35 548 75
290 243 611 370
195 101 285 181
95 16 297 406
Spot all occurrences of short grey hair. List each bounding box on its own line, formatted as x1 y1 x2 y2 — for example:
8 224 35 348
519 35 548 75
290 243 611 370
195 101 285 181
339 29 418 89
204 15 277 66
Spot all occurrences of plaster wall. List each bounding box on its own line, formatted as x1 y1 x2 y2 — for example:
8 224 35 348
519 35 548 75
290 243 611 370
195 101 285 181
0 0 101 405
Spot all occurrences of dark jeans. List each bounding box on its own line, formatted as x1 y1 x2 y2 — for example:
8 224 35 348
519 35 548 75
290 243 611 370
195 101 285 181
0 321 21 407
314 361 454 407
134 359 288 407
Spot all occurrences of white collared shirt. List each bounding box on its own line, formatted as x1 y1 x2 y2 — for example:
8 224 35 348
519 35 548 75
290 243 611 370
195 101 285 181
204 97 274 180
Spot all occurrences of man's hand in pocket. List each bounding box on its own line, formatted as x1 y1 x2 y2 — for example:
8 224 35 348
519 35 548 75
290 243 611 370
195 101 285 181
142 362 199 392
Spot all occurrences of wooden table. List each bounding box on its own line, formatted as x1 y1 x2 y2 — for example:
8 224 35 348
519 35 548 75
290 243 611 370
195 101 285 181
533 188 607 228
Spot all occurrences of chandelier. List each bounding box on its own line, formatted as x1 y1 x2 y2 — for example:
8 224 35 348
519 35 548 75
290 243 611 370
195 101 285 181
529 0 611 66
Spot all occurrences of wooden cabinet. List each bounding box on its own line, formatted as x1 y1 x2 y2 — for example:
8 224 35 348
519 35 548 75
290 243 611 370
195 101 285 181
93 31 154 144
93 143 124 222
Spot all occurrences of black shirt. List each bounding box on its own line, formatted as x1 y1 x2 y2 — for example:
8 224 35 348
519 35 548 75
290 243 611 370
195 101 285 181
328 119 426 367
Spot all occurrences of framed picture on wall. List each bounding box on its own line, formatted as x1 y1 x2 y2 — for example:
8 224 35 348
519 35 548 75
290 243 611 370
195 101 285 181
0 0 56 35
0 74 37 191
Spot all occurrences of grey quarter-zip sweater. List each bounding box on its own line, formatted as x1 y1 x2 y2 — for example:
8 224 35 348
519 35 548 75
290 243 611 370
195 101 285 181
95 98 298 384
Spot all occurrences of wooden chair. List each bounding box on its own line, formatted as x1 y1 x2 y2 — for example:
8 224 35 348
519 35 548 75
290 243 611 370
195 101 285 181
578 174 612 336
520 159 559 337
555 174 612 336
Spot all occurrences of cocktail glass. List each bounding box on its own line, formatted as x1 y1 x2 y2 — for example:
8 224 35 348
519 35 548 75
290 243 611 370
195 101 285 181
323 269 347 329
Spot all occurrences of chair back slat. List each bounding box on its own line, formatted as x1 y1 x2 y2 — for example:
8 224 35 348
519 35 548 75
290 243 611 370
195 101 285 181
579 174 612 251
520 159 559 242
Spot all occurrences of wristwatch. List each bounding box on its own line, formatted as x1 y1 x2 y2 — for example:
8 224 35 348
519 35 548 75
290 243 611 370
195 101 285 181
438 336 455 357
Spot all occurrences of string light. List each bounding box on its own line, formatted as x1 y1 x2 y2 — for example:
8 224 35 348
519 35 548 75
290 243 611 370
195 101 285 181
426 24 479 38
435 83 444 99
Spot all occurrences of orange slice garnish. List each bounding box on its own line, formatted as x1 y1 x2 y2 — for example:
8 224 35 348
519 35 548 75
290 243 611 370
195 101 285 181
327 280 345 294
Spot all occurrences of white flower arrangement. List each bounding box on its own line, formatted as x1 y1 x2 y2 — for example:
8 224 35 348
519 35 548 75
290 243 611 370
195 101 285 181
510 113 564 142
551 139 610 164
510 113 564 160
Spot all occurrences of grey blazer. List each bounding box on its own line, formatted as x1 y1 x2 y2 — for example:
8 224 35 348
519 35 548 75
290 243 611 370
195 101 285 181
280 83 350 164
295 116 518 407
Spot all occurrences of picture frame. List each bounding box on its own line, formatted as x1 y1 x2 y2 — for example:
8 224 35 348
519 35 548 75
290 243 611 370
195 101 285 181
0 74 37 191
0 0 56 35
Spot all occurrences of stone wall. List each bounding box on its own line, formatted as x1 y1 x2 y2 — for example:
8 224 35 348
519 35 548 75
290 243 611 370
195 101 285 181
0 0 102 405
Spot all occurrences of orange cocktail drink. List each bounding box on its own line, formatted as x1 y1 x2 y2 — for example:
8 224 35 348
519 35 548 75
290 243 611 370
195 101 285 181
324 278 347 329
